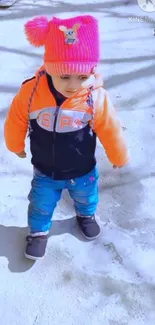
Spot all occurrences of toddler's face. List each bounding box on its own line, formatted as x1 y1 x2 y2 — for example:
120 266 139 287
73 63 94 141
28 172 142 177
51 74 95 98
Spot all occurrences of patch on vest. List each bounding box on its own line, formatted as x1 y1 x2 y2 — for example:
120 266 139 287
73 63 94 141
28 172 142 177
29 107 92 133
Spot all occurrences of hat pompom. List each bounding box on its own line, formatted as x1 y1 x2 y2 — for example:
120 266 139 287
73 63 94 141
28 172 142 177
25 16 49 47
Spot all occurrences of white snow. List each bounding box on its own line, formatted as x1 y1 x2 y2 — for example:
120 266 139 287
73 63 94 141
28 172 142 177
0 0 155 324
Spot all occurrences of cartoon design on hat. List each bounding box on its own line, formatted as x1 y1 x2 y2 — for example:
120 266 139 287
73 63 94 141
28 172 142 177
59 23 81 44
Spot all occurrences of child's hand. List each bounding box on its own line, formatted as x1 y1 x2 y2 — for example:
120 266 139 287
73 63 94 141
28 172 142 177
15 151 26 158
113 165 122 169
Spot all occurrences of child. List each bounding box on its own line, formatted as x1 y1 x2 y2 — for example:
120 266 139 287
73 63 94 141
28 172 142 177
4 15 129 260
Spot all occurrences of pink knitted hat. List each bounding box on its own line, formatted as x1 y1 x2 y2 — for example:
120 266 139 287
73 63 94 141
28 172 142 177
25 15 100 75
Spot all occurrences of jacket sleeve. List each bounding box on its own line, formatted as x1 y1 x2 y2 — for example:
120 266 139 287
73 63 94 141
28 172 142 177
93 90 129 166
4 91 29 153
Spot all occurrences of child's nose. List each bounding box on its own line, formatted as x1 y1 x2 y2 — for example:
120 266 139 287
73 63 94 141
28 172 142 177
66 87 77 92
66 81 78 91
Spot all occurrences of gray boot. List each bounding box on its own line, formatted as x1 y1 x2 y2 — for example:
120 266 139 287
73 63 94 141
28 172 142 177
25 235 48 260
76 215 101 240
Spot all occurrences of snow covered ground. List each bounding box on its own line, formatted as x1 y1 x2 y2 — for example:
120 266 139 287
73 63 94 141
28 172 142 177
0 0 155 324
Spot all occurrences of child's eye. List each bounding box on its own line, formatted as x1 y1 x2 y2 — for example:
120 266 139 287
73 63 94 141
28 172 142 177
60 76 70 80
79 76 89 80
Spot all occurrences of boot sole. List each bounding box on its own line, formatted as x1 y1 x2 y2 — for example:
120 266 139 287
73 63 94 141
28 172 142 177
25 252 45 261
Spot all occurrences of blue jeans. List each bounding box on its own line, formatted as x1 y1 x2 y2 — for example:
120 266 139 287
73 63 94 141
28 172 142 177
28 167 99 233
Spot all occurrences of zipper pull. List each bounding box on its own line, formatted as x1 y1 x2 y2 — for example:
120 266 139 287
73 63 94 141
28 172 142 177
54 106 60 117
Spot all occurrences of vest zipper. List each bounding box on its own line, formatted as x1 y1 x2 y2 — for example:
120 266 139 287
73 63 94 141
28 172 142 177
52 106 60 177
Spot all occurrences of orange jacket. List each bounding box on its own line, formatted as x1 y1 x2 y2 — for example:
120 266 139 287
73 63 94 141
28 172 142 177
4 66 129 167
